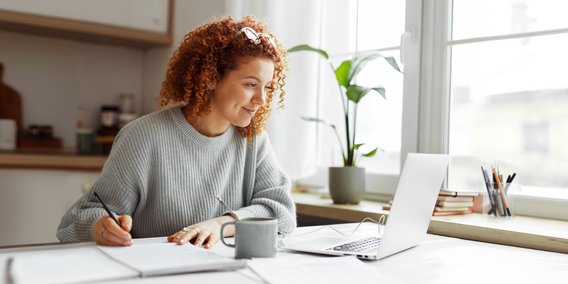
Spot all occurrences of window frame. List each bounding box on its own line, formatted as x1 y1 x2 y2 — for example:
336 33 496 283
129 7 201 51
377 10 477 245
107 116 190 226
297 0 568 221
419 0 568 220
365 0 425 197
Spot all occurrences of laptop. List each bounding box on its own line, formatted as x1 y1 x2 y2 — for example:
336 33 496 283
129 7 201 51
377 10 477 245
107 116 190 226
284 153 450 260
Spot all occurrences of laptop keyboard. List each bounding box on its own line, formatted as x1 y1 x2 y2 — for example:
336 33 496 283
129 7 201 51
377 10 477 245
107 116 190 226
331 237 381 252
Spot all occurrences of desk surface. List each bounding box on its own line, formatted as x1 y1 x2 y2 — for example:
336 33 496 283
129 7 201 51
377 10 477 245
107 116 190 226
293 192 568 253
2 223 567 284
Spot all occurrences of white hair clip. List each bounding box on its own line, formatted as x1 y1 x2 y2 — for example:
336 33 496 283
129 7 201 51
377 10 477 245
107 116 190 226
235 27 275 46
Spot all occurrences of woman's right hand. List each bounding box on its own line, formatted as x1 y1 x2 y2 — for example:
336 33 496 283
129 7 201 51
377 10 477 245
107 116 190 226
93 215 133 246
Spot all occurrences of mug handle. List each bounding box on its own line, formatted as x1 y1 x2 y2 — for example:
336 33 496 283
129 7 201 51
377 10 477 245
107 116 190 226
220 221 236 248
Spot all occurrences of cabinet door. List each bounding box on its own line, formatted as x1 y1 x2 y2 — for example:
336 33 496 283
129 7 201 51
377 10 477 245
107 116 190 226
0 0 169 33
0 0 171 47
0 169 99 246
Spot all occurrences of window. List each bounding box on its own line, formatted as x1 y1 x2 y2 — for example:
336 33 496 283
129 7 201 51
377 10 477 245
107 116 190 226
316 0 406 179
420 0 568 219
523 122 549 153
292 0 567 218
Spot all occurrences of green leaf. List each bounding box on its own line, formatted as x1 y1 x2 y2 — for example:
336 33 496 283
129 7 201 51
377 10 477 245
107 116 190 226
335 60 352 88
346 85 386 103
349 53 401 83
288 44 329 60
384 56 402 72
349 53 382 83
352 143 365 151
346 85 368 103
363 147 379 158
362 147 378 157
372 87 386 99
300 116 336 129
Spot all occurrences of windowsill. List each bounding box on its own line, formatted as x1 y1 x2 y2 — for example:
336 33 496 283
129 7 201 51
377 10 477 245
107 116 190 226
292 192 568 254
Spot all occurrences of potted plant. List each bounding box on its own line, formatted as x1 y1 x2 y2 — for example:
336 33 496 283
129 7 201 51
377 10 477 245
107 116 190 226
288 44 401 204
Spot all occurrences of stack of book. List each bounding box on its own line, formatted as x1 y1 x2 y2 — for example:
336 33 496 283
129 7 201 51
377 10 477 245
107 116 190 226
381 189 482 216
434 190 480 216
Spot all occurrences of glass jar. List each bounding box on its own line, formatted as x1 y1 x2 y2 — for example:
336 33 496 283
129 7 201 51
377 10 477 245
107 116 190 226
119 93 135 114
100 105 120 128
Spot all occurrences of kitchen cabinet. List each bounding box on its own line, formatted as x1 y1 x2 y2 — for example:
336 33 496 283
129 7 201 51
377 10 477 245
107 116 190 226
0 169 99 246
0 0 172 48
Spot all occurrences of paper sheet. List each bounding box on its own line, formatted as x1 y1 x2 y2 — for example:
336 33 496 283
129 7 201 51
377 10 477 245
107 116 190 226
98 239 246 276
248 254 396 284
1 238 245 283
2 246 138 284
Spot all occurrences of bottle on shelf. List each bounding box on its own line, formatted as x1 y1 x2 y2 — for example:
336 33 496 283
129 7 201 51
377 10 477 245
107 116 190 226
96 105 120 155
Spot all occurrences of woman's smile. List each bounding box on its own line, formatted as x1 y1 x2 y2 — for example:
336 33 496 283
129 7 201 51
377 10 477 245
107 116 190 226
242 106 257 116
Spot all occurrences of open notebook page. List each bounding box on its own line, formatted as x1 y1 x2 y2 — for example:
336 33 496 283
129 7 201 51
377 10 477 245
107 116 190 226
97 238 246 277
2 246 138 284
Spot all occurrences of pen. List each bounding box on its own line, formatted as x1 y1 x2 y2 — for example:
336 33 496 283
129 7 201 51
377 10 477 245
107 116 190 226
94 192 121 226
481 166 497 216
216 195 238 220
492 169 511 216
5 257 14 284
506 173 516 183
505 172 517 194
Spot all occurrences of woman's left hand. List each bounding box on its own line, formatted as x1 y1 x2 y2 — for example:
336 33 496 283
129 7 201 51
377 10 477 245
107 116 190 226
167 215 236 249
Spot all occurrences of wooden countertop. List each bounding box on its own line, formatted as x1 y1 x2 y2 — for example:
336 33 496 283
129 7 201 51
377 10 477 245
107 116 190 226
0 149 106 171
292 192 568 254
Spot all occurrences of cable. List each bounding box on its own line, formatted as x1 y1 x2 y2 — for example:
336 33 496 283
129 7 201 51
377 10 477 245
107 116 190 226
280 215 387 247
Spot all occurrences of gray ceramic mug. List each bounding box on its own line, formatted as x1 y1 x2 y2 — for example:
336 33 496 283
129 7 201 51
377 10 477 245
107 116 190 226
220 217 278 259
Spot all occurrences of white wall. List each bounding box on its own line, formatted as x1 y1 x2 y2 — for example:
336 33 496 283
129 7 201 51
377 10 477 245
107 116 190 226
0 31 144 148
0 2 226 144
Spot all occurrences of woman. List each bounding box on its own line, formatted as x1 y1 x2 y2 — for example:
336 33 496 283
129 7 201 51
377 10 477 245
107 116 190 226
57 16 296 248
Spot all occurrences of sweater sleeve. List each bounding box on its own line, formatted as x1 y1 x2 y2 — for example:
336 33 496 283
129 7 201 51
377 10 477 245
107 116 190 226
56 126 142 243
232 133 297 234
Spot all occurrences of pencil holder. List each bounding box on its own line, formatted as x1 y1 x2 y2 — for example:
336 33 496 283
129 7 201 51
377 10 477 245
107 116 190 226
482 182 514 217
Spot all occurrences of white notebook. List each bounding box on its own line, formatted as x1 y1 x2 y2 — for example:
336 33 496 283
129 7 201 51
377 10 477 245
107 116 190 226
5 247 138 284
2 238 246 284
98 239 246 277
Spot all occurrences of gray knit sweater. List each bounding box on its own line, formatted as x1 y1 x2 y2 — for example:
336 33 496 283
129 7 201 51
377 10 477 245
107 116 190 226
57 106 296 242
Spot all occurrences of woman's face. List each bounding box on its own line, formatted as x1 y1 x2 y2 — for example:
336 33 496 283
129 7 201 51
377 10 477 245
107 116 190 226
210 56 275 128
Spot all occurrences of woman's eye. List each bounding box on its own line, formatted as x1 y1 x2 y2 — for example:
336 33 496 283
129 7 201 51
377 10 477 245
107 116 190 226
247 83 257 88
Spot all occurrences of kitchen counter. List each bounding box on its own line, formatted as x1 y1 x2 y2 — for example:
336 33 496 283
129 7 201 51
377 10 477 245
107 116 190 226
0 149 106 171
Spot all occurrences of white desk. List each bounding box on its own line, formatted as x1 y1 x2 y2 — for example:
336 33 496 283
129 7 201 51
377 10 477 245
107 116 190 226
2 223 567 283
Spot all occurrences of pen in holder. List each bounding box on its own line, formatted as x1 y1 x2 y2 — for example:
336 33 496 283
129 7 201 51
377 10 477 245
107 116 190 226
480 166 517 218
483 182 514 217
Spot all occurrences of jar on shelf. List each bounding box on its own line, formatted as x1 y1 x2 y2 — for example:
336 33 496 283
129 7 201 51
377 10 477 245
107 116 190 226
119 93 135 114
76 127 94 154
100 105 120 128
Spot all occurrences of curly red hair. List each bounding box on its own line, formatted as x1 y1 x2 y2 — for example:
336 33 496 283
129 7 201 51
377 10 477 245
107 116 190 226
159 15 288 138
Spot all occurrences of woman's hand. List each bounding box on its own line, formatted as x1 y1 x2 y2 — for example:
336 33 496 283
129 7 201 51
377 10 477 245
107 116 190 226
93 215 133 246
167 216 236 249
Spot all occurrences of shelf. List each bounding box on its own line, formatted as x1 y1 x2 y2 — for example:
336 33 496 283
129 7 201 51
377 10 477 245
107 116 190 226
0 150 106 171
0 6 172 48
292 192 568 254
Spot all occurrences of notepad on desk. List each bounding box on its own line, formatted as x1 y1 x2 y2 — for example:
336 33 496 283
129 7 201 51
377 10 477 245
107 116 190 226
99 239 246 277
2 238 246 284
4 246 138 284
